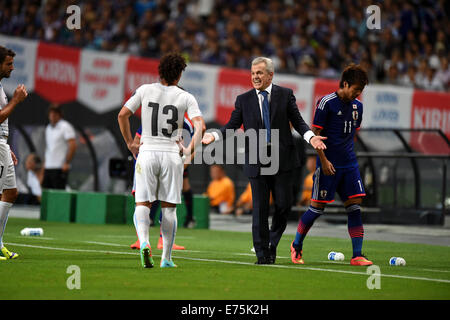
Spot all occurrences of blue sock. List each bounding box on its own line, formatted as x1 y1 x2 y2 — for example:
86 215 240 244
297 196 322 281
346 204 364 258
293 206 323 250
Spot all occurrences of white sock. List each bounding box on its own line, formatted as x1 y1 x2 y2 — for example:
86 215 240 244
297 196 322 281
0 201 13 248
133 205 150 250
161 206 177 262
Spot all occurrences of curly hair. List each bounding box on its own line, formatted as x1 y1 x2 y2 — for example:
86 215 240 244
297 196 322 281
158 52 187 85
339 63 369 89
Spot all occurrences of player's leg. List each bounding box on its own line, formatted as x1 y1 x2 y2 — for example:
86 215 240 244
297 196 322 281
157 152 184 267
291 167 335 264
134 201 154 268
133 153 157 268
160 202 178 268
0 188 18 260
339 167 371 266
0 145 19 260
157 201 185 250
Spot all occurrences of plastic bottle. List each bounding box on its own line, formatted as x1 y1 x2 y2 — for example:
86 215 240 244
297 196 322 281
20 228 44 236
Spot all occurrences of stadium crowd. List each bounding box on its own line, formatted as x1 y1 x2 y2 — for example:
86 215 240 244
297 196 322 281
0 0 449 91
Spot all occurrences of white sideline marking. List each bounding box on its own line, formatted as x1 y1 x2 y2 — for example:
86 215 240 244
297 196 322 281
83 241 128 247
6 242 450 285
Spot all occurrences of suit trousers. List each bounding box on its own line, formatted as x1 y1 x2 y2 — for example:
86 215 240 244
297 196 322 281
249 169 293 259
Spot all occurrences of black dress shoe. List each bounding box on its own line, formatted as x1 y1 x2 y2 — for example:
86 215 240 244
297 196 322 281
255 257 269 264
267 254 276 264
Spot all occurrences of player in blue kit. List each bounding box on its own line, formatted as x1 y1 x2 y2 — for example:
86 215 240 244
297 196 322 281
290 64 372 266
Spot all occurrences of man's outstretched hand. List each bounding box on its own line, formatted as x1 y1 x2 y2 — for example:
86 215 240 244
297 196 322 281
310 135 327 150
201 132 216 145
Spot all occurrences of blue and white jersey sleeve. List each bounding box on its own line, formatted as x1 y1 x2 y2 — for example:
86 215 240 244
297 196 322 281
312 96 330 130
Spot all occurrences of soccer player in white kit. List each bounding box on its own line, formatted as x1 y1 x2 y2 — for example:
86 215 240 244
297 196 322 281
0 46 28 261
118 53 205 268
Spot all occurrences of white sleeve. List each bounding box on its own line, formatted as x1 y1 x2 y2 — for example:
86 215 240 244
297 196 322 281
63 122 76 140
185 93 202 120
303 130 315 144
124 86 143 113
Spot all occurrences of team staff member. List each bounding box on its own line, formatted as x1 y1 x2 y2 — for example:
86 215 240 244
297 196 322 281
202 57 326 265
42 105 77 190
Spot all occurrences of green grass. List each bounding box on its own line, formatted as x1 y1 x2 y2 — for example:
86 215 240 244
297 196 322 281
1 218 449 300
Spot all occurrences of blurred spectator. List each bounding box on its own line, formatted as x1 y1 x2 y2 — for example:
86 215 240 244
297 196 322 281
235 182 252 217
435 56 450 91
400 65 418 88
42 105 77 190
25 153 43 204
299 155 316 207
235 182 274 217
205 164 235 215
0 0 448 90
419 66 445 91
16 153 43 205
385 65 401 85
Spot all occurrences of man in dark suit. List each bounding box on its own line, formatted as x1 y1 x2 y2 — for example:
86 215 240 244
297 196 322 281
202 57 326 264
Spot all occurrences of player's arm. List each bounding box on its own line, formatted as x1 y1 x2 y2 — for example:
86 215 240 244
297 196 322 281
312 126 335 176
118 106 139 159
62 138 77 172
182 116 205 161
0 84 27 123
287 89 327 150
184 120 205 168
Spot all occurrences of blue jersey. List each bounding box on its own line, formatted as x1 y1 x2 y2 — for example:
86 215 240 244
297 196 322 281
312 92 362 169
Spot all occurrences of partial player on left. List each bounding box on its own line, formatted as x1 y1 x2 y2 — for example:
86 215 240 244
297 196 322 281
0 46 28 261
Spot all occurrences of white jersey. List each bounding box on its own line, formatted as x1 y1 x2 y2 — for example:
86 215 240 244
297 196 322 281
0 83 9 137
124 83 202 153
44 119 76 169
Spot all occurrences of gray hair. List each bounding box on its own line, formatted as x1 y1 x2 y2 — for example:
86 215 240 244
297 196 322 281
251 57 274 74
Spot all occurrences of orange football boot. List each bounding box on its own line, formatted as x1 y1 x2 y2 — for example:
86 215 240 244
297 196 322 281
157 236 185 250
290 242 304 264
350 256 373 266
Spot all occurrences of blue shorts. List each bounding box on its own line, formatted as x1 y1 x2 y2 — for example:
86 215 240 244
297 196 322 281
311 166 365 203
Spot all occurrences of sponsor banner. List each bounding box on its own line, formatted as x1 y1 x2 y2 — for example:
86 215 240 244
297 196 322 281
362 85 413 129
124 56 159 117
215 67 253 125
34 42 80 103
274 74 315 127
357 85 413 151
410 90 450 154
0 35 38 95
179 63 219 123
77 50 127 113
311 79 340 124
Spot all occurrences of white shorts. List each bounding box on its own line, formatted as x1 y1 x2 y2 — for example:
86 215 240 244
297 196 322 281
134 151 183 204
0 142 16 191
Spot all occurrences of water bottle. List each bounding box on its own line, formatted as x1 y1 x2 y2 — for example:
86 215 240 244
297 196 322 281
20 228 44 236
328 251 345 261
389 257 406 266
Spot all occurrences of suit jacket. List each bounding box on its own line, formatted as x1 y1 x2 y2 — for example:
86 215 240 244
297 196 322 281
220 84 311 177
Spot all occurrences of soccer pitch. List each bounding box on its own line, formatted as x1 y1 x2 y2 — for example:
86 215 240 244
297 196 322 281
1 218 449 300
